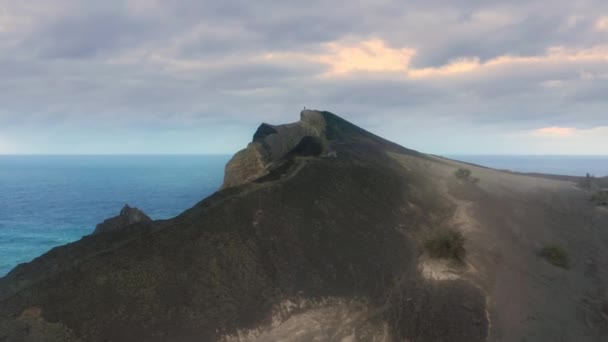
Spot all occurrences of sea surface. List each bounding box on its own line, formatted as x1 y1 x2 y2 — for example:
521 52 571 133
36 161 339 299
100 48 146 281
447 155 608 177
0 155 230 276
1 154 607 277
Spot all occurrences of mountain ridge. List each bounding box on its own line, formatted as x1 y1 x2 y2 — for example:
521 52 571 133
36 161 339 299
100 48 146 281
1 110 607 341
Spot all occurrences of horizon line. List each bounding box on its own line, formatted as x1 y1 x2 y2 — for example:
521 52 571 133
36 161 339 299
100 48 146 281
0 153 234 156
1 153 608 157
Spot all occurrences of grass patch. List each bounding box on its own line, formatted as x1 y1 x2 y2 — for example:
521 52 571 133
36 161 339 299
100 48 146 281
424 229 466 261
539 245 569 269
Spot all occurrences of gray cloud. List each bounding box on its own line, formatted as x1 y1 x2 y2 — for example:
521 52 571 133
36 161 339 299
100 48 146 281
1 0 608 154
35 14 151 59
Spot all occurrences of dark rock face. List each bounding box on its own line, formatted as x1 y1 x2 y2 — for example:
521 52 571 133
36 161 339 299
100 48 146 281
291 136 324 156
93 204 151 235
252 123 278 142
221 110 329 189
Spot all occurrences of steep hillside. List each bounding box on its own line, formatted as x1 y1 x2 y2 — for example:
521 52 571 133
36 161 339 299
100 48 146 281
1 110 607 342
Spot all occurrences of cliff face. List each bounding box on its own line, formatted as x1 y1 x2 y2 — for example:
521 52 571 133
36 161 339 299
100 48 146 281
221 110 328 189
1 110 607 342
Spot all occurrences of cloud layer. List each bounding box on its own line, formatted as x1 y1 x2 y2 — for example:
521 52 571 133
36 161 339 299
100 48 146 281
1 0 608 154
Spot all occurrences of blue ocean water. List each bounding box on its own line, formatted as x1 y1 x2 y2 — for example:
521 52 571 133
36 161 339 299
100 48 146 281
447 155 608 177
0 155 230 276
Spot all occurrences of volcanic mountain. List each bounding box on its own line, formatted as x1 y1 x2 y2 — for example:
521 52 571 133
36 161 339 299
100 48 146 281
1 110 607 341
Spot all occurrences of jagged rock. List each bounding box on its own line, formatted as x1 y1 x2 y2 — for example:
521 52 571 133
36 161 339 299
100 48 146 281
93 204 151 235
221 143 267 189
221 110 328 189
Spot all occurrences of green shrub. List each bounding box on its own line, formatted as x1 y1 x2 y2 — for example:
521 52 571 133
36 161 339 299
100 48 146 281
539 245 569 269
424 229 466 261
591 191 608 206
454 168 480 184
454 168 471 180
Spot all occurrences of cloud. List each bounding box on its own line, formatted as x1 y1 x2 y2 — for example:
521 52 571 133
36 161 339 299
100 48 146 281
32 13 154 59
408 58 480 78
596 17 608 31
263 39 415 76
506 126 608 155
1 0 608 154
317 40 415 75
534 126 576 137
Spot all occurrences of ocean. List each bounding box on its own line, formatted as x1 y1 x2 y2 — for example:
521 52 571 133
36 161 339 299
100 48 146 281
447 155 608 177
1 154 607 277
0 155 230 276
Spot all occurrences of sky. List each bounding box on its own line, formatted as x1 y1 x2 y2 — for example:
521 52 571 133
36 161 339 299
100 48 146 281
1 0 608 155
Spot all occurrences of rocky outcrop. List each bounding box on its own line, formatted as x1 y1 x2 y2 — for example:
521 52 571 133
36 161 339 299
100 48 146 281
93 204 151 235
221 110 328 189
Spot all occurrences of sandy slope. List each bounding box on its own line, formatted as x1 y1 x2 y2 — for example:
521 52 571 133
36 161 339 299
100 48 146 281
420 154 608 341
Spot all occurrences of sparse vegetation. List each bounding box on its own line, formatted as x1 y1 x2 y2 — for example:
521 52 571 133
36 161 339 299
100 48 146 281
424 229 466 261
455 168 471 180
455 168 480 184
539 245 569 269
591 191 608 206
